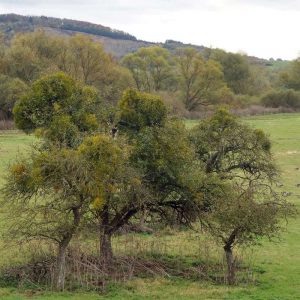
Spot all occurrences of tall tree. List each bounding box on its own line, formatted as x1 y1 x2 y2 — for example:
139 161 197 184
279 58 300 90
122 46 172 92
0 75 28 119
175 48 227 111
3 30 61 82
210 49 251 95
118 89 208 227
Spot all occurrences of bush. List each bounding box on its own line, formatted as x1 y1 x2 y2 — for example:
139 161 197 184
261 89 300 109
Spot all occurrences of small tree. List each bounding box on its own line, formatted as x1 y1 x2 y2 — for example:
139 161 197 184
3 132 135 289
200 182 293 285
4 147 92 290
4 72 106 290
190 108 294 284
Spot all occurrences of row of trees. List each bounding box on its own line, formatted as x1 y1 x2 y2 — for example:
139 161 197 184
0 29 293 122
0 30 134 119
2 72 293 289
122 46 272 111
0 14 137 41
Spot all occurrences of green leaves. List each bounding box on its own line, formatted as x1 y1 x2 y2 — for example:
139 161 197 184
122 46 171 92
13 72 102 147
0 75 28 119
118 89 167 134
175 48 228 111
190 108 276 178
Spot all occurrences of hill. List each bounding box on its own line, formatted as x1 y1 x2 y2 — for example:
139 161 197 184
0 13 289 67
0 14 137 41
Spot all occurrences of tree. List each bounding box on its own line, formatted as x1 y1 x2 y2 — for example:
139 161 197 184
175 48 227 111
0 32 7 72
190 108 293 284
279 58 300 90
122 53 146 91
210 49 251 95
4 72 107 289
200 182 292 285
79 135 148 263
0 75 28 119
98 64 135 106
61 34 134 104
1 31 133 105
122 46 172 92
117 88 210 233
2 30 62 82
3 132 132 289
65 34 111 85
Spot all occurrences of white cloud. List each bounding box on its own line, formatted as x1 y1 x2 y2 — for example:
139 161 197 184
0 0 299 59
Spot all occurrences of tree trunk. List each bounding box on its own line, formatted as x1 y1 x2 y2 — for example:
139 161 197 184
55 207 81 291
99 204 113 264
139 208 148 227
224 245 235 285
55 239 69 291
98 204 138 263
100 231 113 264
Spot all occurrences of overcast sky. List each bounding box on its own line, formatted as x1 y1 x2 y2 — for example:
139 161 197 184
0 0 299 60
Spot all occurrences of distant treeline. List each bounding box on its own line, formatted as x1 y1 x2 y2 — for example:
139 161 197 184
0 29 299 122
0 14 137 41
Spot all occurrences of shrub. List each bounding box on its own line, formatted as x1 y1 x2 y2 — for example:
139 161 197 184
261 89 300 109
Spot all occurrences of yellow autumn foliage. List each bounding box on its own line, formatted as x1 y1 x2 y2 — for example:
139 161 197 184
92 196 105 210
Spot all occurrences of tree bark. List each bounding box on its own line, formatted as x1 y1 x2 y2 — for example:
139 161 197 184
98 204 138 263
100 231 113 264
56 239 70 291
224 245 235 285
99 204 113 265
55 206 81 291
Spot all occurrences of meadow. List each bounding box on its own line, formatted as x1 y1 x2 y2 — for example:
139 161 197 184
0 113 300 299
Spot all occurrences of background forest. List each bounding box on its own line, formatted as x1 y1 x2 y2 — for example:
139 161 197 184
1 14 300 127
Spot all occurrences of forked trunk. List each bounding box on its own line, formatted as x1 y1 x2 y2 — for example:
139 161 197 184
224 245 235 285
98 204 138 264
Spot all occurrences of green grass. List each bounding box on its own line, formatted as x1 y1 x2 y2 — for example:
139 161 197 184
0 131 35 185
1 113 300 299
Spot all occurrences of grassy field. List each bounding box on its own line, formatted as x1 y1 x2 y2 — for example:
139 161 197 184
0 113 300 299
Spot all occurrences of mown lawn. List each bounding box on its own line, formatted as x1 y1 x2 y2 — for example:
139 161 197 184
0 113 300 299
